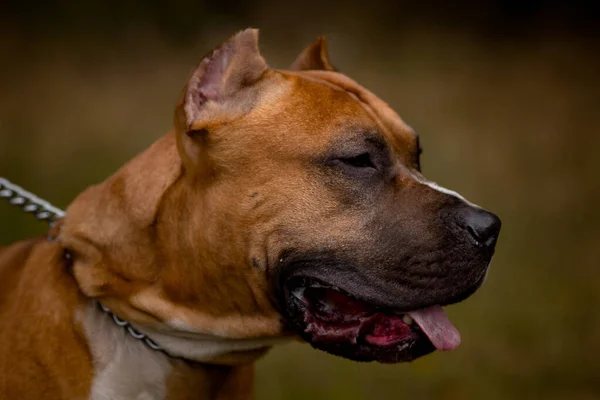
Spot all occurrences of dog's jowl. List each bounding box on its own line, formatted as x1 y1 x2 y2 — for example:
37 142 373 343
0 29 500 399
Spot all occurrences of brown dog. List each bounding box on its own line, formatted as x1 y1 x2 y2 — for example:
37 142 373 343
0 29 500 399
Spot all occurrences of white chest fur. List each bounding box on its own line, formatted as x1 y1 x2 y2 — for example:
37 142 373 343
77 303 172 400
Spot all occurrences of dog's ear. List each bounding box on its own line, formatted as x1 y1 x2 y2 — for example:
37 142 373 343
290 36 335 71
176 28 267 170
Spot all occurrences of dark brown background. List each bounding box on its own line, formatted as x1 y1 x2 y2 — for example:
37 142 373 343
1 1 599 398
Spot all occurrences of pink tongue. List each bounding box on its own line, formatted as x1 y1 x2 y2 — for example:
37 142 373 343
408 306 461 351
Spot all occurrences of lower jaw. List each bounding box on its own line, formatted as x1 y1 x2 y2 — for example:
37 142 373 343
304 335 435 363
280 281 455 363
294 312 436 363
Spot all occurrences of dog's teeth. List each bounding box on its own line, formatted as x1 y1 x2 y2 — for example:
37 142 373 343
292 287 306 302
402 315 414 325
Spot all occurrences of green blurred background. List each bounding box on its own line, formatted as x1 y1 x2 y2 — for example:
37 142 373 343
1 1 599 399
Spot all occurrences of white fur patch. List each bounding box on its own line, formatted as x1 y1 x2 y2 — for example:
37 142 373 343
410 173 480 208
77 303 172 400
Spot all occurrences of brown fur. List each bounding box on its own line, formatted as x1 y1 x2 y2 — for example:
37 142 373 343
0 239 93 399
0 28 468 399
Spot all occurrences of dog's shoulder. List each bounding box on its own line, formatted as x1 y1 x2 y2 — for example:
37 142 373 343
0 238 44 304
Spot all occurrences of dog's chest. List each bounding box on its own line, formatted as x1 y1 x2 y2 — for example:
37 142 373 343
77 303 172 400
89 350 170 400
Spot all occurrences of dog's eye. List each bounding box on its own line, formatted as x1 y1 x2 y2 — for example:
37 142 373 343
337 153 376 169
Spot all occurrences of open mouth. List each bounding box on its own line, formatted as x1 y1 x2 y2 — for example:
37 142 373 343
283 279 462 363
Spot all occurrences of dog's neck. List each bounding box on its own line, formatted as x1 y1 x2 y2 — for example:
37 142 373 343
93 298 290 364
77 301 173 399
0 239 256 399
60 131 290 364
76 300 262 399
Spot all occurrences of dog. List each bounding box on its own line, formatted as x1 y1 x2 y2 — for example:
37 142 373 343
0 29 500 399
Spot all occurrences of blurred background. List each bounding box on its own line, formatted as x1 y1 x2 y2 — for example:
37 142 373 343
1 1 599 398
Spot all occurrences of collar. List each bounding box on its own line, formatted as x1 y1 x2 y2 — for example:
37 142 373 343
55 234 291 363
54 239 182 360
63 248 290 363
95 301 178 357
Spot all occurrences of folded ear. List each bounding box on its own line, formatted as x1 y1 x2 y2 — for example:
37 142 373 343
175 28 268 170
290 36 335 71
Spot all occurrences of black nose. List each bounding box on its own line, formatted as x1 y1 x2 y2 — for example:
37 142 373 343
458 206 501 248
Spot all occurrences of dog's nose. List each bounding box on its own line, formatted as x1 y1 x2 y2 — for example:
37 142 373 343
459 206 501 248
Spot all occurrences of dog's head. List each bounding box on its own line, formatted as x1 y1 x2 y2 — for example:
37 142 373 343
61 29 500 364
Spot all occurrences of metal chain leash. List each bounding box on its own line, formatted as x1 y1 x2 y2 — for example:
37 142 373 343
0 176 175 356
0 177 65 224
97 303 172 355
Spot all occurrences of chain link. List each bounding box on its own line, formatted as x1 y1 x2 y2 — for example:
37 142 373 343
0 176 173 355
0 177 65 224
97 303 168 354
0 177 181 356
